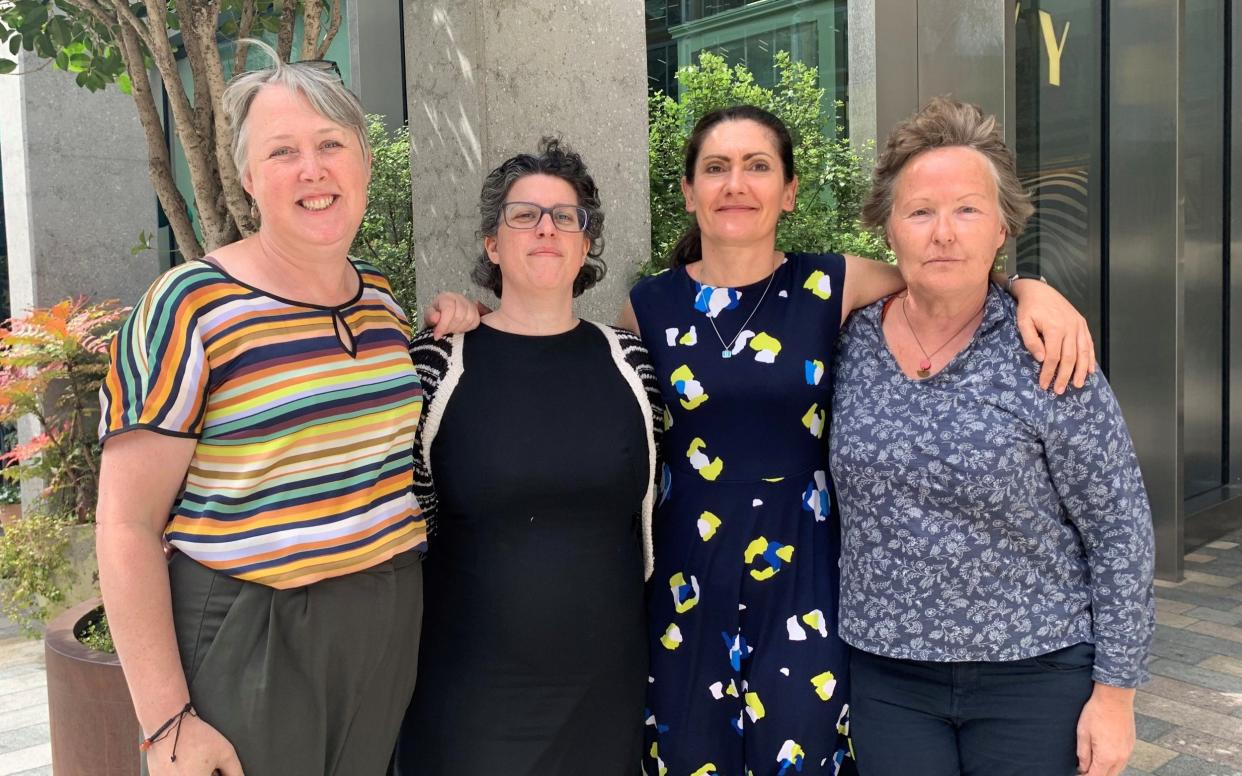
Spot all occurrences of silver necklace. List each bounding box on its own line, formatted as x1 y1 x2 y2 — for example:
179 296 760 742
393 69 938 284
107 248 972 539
696 264 778 358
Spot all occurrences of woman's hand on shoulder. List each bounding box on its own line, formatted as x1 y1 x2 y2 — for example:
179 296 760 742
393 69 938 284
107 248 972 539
423 292 485 338
1010 278 1096 394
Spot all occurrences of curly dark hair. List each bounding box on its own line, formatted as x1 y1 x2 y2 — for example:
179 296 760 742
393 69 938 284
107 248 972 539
472 137 606 298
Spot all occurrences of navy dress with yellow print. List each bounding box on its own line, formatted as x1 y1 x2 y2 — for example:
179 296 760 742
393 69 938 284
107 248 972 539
631 253 856 776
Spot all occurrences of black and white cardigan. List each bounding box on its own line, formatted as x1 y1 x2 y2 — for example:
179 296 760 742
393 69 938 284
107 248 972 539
408 321 665 579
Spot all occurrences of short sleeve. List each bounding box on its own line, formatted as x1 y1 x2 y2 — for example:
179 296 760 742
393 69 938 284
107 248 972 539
98 267 212 443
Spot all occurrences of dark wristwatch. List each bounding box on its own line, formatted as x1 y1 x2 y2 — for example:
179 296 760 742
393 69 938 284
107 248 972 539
1006 271 1047 294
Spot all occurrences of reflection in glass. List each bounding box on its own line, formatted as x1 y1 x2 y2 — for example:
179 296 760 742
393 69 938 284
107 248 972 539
1014 1 1102 340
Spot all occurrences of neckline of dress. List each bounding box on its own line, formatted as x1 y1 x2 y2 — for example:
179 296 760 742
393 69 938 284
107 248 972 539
681 253 791 293
196 256 366 311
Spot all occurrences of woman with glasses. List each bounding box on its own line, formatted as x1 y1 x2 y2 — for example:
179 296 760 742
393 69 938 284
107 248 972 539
391 138 663 776
96 42 424 776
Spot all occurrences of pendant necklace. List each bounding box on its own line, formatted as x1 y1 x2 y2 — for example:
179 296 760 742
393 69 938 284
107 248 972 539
698 262 778 359
900 294 986 378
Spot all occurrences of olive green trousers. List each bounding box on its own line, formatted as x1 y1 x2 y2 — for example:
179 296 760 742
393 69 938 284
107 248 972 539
141 550 423 776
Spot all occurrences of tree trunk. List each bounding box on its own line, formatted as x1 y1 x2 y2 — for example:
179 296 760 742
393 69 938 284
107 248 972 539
300 0 322 61
187 2 256 237
114 19 204 259
276 1 297 63
232 0 257 73
135 0 233 250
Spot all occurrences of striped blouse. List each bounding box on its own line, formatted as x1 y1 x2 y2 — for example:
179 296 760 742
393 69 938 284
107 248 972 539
99 258 426 588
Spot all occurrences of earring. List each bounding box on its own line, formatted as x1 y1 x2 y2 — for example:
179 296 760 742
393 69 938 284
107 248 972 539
249 198 260 224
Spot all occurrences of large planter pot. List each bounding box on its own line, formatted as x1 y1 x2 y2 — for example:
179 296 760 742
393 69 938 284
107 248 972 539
45 597 139 775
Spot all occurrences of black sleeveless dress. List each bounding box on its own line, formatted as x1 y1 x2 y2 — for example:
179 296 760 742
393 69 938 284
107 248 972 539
393 322 648 776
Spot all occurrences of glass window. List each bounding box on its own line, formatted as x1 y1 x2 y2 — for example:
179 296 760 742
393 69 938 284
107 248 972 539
1014 2 1103 338
694 21 817 90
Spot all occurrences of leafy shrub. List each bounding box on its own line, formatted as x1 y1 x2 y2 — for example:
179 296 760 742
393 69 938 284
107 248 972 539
0 299 128 523
0 510 72 635
646 51 889 275
351 116 417 318
77 607 115 654
0 299 126 635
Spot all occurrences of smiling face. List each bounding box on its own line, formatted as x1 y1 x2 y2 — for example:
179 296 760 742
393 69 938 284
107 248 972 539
484 173 590 299
241 84 370 252
682 119 797 249
886 145 1008 297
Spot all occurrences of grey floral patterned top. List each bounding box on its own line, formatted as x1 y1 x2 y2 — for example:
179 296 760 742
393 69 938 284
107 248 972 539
829 284 1155 688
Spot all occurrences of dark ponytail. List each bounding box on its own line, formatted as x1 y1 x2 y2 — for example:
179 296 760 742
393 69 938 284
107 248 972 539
669 222 703 267
668 105 795 267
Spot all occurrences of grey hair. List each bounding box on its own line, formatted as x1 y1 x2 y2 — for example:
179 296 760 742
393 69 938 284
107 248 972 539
861 96 1034 244
472 137 606 299
221 38 370 178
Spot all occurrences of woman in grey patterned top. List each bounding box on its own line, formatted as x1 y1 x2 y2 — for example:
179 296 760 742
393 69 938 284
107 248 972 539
830 97 1154 776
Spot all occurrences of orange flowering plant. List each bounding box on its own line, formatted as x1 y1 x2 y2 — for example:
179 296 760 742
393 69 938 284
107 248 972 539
0 298 128 523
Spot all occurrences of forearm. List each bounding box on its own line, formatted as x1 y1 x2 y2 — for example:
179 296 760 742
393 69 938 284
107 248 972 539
97 521 190 734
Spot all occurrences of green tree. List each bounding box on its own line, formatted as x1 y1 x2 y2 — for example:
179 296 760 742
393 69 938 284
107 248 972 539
350 116 416 318
0 1 344 260
646 51 889 275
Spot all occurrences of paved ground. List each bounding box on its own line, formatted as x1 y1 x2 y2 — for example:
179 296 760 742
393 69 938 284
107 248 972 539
2 529 1242 775
0 614 48 776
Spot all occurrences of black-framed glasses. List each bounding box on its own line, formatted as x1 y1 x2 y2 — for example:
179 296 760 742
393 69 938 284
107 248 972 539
297 58 342 82
501 202 589 233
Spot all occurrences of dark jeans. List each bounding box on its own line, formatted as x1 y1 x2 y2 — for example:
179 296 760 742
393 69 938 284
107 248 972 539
850 643 1095 776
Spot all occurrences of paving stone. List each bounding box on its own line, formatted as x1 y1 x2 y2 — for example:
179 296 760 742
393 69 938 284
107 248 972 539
1188 607 1242 627
0 705 47 735
1162 611 1201 628
0 725 49 757
7 767 51 776
1154 753 1242 775
1154 727 1242 770
0 672 44 698
1157 627 1242 661
0 743 50 776
1188 553 1220 564
1131 738 1182 771
1153 635 1217 664
1143 667 1242 709
1184 571 1241 589
0 690 45 715
1161 599 1199 614
1207 541 1240 550
1189 621 1242 646
1156 586 1242 613
1135 693 1242 744
1137 712 1179 742
1158 578 1188 589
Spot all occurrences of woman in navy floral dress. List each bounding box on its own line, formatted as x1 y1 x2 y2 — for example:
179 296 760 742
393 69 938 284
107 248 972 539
620 106 1097 776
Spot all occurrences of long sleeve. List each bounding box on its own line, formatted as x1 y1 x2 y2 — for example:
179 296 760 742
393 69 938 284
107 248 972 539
1042 372 1156 687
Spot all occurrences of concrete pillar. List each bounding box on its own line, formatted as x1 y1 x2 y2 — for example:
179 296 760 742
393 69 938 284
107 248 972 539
0 52 162 313
848 0 1013 153
404 0 651 322
0 50 162 507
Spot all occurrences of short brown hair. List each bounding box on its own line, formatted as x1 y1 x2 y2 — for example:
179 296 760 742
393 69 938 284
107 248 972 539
861 96 1033 243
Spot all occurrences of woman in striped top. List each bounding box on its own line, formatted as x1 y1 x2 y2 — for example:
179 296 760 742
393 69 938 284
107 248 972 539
96 44 423 776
